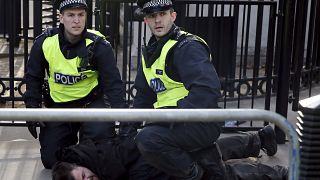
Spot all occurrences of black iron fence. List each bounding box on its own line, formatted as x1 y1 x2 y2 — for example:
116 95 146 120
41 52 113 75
0 0 320 142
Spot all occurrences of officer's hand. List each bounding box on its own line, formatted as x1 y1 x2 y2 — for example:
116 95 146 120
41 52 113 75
26 121 46 139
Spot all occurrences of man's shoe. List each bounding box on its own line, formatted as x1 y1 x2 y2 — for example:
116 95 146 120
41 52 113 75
273 165 288 180
190 143 227 180
258 125 277 156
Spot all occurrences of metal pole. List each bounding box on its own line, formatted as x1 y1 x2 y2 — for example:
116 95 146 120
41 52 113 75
33 0 42 38
275 0 296 144
0 108 299 180
8 0 16 108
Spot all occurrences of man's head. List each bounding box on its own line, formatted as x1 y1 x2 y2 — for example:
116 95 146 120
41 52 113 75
137 0 176 39
54 0 87 43
52 161 99 180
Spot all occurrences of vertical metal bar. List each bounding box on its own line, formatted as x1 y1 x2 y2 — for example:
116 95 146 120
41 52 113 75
127 2 134 106
316 5 320 69
316 2 320 69
309 0 320 97
228 5 239 97
52 4 57 28
100 0 107 35
251 4 263 107
131 20 143 105
220 3 228 105
94 0 101 31
275 0 296 144
186 3 189 16
195 3 199 33
243 5 251 78
33 0 42 38
207 2 213 48
237 4 246 108
265 3 276 112
2 0 7 38
273 0 285 93
86 0 93 29
208 3 213 17
1 0 3 37
214 3 218 17
8 0 16 108
305 0 316 70
122 3 129 82
220 3 228 96
23 0 29 73
231 4 239 103
291 0 309 111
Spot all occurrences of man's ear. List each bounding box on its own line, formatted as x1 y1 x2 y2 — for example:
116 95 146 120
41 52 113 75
143 17 148 24
171 11 177 22
59 13 63 23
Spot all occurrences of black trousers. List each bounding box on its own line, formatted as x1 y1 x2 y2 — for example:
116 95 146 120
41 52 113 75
39 97 116 169
135 122 221 179
217 133 261 160
135 123 286 180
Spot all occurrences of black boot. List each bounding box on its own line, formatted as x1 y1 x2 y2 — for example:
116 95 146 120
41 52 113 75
190 143 227 180
273 165 288 180
258 125 277 156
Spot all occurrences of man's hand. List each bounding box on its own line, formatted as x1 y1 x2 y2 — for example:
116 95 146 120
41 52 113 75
26 121 46 139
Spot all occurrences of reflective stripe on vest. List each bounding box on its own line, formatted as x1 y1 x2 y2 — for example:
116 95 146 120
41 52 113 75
42 30 103 103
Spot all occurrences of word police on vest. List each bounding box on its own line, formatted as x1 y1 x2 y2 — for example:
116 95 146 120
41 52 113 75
55 72 88 85
150 78 166 93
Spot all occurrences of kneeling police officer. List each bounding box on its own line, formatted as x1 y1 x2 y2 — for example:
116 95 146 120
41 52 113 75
24 0 126 169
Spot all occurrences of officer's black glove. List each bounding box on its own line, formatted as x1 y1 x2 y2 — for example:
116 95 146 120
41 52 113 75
118 122 141 139
26 121 46 139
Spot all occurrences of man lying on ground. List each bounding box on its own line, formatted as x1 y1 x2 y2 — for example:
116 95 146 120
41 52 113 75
52 125 288 180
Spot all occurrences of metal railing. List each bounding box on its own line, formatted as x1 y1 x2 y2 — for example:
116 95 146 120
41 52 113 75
2 0 319 143
0 108 300 180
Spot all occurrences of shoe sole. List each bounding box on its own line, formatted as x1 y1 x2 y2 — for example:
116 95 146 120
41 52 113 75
262 125 277 156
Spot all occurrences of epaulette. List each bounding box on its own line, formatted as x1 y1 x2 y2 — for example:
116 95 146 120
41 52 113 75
175 33 212 61
35 28 59 40
86 31 110 46
177 34 201 48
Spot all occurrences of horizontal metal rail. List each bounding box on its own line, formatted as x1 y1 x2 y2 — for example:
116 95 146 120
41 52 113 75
0 108 299 180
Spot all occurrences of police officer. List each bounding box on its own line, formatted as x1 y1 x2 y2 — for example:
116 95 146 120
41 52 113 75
24 0 126 169
133 0 224 179
133 0 280 179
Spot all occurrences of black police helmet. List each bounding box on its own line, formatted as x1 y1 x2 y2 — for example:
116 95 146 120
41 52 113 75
136 0 173 14
53 0 88 12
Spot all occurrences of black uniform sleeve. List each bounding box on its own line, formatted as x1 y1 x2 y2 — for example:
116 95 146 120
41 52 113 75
174 40 221 108
24 37 47 108
132 64 156 108
93 41 126 108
